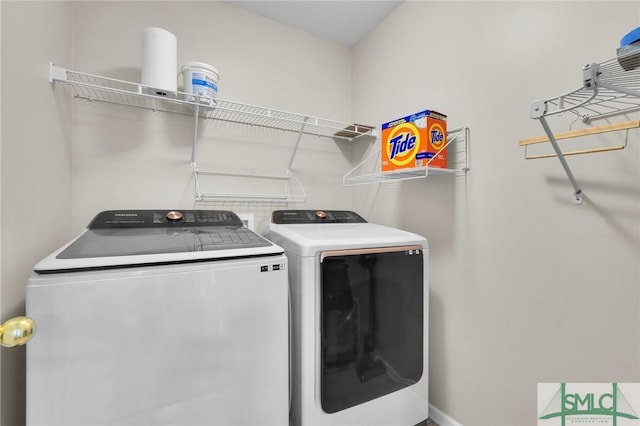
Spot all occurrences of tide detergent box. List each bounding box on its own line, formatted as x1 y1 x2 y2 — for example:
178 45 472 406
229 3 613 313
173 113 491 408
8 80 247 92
381 109 447 172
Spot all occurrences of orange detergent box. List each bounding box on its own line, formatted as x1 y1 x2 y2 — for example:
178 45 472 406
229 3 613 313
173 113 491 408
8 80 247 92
381 109 447 172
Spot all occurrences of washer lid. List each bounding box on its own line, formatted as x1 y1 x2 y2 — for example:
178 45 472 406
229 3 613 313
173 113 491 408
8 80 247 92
35 210 281 273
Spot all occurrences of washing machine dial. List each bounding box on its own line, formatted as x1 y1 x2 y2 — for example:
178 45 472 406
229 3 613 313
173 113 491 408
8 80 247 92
315 210 327 220
166 211 183 222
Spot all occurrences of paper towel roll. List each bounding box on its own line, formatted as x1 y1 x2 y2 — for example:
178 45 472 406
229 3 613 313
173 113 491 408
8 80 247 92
141 27 177 96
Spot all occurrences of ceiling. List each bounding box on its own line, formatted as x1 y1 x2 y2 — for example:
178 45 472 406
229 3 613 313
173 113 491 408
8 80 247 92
225 1 403 47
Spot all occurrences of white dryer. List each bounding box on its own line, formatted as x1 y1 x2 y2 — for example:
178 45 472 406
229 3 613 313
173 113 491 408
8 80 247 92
266 210 429 426
26 209 289 426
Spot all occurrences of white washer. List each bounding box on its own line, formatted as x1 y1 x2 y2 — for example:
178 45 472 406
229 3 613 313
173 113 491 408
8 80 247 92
266 210 429 426
26 209 289 426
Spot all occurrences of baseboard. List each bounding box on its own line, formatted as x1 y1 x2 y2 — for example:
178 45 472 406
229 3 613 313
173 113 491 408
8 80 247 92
429 403 464 426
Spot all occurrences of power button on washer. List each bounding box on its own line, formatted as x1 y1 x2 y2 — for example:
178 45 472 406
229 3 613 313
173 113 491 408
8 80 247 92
166 211 183 222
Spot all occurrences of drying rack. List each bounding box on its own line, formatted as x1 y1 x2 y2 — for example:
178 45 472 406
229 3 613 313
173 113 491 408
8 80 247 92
343 127 470 186
49 63 376 203
525 51 640 204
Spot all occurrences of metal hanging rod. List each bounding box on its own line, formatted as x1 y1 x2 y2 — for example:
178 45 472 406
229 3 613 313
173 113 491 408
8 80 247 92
519 119 639 145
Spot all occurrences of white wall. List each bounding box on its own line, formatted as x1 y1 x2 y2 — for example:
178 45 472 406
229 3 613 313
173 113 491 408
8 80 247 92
1 2 639 426
352 2 640 425
70 1 354 234
0 2 72 425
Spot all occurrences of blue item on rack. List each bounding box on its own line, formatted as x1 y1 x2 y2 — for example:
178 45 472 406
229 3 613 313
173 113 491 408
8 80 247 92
618 27 640 71
621 27 640 47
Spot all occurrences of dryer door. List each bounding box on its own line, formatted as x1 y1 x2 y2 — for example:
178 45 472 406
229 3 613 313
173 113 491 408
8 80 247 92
319 245 424 413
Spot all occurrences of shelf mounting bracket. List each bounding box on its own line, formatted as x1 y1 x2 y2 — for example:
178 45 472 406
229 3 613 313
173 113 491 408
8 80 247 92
191 103 200 169
538 116 584 204
287 116 311 172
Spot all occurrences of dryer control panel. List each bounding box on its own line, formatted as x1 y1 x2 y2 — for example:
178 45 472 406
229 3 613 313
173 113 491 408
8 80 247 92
271 210 367 224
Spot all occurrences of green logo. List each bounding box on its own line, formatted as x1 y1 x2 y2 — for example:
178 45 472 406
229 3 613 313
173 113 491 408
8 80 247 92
539 383 639 426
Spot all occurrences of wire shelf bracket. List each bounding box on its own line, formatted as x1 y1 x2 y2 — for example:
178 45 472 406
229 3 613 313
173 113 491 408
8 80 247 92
527 51 640 204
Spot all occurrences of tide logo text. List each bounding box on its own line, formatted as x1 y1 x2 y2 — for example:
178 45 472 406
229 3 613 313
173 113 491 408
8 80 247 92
429 124 446 150
389 132 416 160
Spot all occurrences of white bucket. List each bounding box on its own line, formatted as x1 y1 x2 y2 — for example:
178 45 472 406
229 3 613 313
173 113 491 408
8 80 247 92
180 62 219 103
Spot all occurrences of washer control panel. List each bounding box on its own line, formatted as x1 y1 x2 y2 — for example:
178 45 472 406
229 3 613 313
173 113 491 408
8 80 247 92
271 210 367 224
56 210 271 260
88 210 243 229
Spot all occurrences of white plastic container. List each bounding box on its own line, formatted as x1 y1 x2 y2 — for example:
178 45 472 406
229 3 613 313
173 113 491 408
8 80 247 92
180 62 219 103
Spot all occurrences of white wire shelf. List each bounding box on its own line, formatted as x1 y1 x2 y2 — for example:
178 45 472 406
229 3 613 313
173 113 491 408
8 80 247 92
530 52 640 122
50 63 379 204
49 63 376 141
343 127 470 186
344 165 459 185
527 50 640 204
